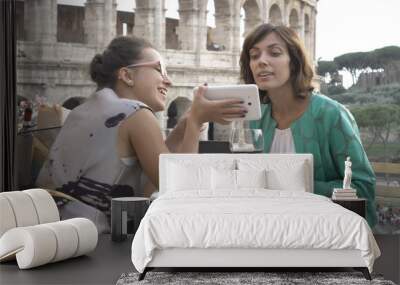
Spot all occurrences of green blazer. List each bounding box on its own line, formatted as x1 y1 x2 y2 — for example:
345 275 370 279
250 92 377 227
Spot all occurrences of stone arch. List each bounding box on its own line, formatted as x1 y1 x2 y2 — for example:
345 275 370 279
268 4 282 25
304 13 310 52
289 8 299 35
133 0 166 49
116 0 135 37
135 0 152 9
57 0 87 43
165 0 180 49
242 0 262 37
176 0 208 50
209 0 234 51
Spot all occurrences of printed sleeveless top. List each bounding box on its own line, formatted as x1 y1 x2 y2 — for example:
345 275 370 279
48 88 151 218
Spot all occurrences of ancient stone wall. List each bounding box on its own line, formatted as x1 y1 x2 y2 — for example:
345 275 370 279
357 61 400 90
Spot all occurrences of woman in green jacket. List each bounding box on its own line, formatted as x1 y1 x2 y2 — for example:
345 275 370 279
240 23 377 228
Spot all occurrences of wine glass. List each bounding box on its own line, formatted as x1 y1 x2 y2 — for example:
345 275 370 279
229 128 264 153
162 128 173 140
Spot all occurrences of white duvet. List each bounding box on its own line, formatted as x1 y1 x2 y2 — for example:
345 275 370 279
131 190 380 273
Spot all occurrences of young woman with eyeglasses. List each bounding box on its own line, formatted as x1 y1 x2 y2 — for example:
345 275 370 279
44 36 246 232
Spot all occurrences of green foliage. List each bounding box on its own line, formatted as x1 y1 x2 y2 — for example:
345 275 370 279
364 143 400 162
333 46 400 72
351 104 400 129
328 93 355 104
327 85 346 95
351 104 400 162
332 45 400 85
316 60 338 77
328 84 400 106
334 52 368 71
373 46 400 66
366 84 400 105
333 52 367 84
390 92 400 104
331 83 400 163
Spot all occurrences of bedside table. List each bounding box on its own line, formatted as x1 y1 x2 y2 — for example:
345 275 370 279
111 197 150 242
332 198 366 218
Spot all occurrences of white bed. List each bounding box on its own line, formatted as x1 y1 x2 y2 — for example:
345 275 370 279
131 154 380 280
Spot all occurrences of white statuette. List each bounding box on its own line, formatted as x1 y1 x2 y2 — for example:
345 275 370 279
332 157 357 199
343 156 353 190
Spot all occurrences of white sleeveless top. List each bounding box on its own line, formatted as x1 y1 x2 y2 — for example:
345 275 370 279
47 88 151 219
269 128 296 153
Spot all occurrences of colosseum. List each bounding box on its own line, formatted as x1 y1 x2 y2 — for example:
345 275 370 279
16 0 317 138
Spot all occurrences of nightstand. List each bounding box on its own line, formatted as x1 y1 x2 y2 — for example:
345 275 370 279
332 198 367 218
111 197 150 242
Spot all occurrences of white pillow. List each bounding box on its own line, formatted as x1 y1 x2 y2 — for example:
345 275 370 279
237 159 308 192
236 169 267 189
211 168 237 190
211 169 268 191
167 162 211 192
266 162 307 191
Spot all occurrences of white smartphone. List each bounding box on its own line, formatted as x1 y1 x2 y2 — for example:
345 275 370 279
193 84 261 121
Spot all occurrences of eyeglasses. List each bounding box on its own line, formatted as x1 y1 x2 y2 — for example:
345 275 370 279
125 60 169 80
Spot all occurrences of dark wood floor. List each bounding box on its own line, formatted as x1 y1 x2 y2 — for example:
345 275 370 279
0 234 398 285
0 235 134 285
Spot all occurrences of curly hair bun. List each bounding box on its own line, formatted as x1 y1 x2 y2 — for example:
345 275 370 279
88 36 153 89
89 54 107 86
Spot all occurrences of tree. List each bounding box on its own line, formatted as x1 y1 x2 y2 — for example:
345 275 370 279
317 60 338 77
373 46 400 76
334 52 368 85
373 46 400 66
317 61 342 94
352 104 400 162
332 46 400 84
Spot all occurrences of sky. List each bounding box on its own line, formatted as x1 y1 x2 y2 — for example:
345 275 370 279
316 0 400 61
316 0 400 86
59 0 400 87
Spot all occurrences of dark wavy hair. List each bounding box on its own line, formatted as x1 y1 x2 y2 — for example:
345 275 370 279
89 36 153 90
240 24 314 103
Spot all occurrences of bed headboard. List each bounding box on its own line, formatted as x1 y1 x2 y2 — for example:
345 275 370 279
159 154 314 194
